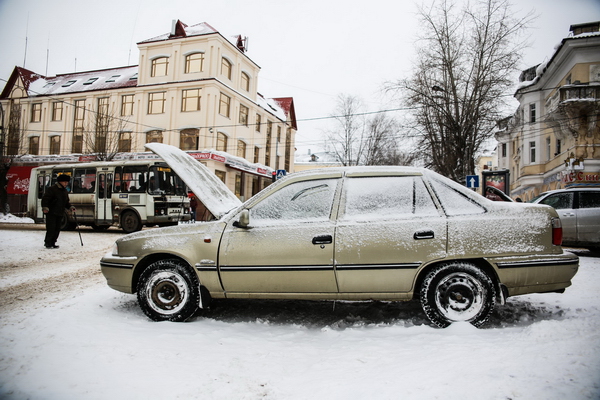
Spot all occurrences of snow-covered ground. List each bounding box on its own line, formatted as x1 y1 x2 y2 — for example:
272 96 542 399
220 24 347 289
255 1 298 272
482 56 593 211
1 216 599 400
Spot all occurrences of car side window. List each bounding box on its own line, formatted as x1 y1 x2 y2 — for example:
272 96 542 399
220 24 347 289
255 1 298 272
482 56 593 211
342 176 438 220
429 177 486 216
540 192 573 210
579 192 600 209
250 178 338 224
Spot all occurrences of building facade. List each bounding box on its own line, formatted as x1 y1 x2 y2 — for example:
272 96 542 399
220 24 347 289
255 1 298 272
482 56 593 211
495 22 600 201
0 20 297 203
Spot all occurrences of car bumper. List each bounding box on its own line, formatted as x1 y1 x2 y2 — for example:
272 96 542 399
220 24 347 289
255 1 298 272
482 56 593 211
488 251 579 297
100 254 138 293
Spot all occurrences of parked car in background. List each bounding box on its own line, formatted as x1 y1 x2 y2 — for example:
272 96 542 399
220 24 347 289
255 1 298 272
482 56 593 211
529 188 600 251
100 144 579 328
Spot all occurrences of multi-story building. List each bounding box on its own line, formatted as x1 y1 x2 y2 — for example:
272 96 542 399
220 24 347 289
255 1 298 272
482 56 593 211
496 21 600 201
0 20 297 205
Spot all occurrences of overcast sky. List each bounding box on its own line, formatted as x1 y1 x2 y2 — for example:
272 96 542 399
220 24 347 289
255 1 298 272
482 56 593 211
1 0 599 154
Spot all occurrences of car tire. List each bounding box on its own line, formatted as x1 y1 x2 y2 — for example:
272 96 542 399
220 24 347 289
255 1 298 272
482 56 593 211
420 262 496 328
121 210 142 233
137 259 200 322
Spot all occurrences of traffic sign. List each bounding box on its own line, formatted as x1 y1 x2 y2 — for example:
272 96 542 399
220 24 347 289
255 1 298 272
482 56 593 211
466 175 479 188
276 169 287 180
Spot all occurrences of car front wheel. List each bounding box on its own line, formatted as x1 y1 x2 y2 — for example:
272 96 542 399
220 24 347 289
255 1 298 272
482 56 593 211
420 262 496 328
137 259 200 322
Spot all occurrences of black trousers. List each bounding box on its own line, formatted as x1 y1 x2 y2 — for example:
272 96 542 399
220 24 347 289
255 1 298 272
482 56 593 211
44 214 63 246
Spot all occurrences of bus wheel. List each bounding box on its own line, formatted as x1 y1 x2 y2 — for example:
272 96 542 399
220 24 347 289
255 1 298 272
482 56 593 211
121 210 142 233
60 211 77 231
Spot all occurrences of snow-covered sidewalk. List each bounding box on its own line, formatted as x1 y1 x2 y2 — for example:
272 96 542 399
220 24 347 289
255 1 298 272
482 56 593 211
1 227 599 399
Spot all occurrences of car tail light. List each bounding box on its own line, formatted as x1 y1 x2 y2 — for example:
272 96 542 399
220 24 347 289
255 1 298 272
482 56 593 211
552 217 563 246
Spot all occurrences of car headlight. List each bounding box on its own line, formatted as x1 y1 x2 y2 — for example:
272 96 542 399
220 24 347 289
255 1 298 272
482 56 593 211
111 242 119 256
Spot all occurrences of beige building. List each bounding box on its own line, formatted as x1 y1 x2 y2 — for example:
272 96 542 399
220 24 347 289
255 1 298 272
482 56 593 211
0 20 297 201
496 21 600 201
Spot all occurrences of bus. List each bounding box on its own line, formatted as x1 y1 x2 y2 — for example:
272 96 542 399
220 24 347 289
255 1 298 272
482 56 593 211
27 160 191 233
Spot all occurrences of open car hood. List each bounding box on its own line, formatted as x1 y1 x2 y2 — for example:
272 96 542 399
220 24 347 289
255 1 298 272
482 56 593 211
145 143 242 218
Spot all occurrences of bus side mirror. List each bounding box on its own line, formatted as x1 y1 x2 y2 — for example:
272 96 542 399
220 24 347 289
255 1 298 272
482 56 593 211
233 209 251 229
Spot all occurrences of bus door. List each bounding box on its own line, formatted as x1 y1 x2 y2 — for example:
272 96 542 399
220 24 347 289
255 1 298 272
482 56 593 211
34 170 51 220
95 171 113 225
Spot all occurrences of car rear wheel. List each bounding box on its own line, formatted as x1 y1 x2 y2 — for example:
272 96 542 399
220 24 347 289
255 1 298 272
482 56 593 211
420 262 496 328
137 259 200 322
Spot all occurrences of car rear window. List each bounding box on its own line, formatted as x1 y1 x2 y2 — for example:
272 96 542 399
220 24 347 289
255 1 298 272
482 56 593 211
579 192 600 209
429 177 486 216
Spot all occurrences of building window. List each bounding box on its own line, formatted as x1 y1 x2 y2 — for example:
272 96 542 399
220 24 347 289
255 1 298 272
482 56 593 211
28 136 39 155
50 135 61 154
151 57 169 77
239 104 249 126
237 140 247 158
118 131 132 152
255 114 262 132
180 128 199 151
146 130 163 143
254 146 260 163
95 97 110 153
72 100 86 153
556 139 562 155
182 89 201 112
241 72 250 91
185 53 204 73
285 128 292 172
277 125 282 143
546 137 551 160
501 143 507 158
529 103 536 123
265 121 272 167
219 93 231 117
221 57 232 80
52 102 63 121
148 92 166 114
31 103 42 122
215 170 226 183
121 94 134 116
217 132 228 152
530 141 536 163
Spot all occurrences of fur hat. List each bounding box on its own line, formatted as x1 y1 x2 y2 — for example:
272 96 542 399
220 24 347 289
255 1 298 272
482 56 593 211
57 174 71 182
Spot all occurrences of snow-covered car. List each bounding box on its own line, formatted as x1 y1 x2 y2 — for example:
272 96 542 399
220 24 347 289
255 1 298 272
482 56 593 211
100 144 579 328
529 188 600 251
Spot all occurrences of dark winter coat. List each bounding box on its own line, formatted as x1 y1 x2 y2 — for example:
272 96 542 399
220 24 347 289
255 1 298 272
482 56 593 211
42 183 72 216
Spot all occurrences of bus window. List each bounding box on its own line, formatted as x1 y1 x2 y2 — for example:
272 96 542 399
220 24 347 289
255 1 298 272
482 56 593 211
114 168 122 193
107 173 113 197
123 166 148 193
98 174 105 198
37 174 50 199
73 168 97 193
149 165 187 195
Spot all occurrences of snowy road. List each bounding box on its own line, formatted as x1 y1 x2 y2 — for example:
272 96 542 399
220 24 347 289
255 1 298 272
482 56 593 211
1 226 600 399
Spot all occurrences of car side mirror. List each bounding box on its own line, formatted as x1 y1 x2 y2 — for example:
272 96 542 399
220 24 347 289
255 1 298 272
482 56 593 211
233 209 251 229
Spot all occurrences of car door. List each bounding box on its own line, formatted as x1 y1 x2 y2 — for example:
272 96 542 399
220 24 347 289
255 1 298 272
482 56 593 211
575 191 600 245
334 174 447 293
218 177 341 294
539 192 577 243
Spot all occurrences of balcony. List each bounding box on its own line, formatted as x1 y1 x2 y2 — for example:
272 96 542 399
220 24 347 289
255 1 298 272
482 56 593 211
546 83 600 113
545 83 600 138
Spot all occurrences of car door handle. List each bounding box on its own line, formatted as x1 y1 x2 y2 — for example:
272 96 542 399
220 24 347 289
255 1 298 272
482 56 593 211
414 230 435 240
312 235 333 245
561 212 575 217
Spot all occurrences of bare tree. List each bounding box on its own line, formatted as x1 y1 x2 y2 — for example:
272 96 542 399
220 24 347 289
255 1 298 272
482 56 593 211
387 0 533 182
326 94 366 166
81 102 133 161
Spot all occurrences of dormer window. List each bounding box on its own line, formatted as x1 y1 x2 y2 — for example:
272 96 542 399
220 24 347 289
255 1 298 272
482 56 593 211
106 75 121 82
151 57 169 77
221 57 232 80
83 77 99 85
62 80 77 87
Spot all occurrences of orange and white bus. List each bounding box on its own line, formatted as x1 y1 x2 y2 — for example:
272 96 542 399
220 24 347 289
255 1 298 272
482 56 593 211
27 160 191 232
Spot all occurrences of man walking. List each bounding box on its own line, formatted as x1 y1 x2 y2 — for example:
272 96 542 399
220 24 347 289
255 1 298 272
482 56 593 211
42 174 75 249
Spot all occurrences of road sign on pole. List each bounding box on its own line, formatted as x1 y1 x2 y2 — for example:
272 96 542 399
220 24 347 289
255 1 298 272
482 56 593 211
466 175 479 188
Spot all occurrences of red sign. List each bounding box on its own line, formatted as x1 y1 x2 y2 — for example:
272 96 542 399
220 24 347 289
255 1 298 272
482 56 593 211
6 166 35 195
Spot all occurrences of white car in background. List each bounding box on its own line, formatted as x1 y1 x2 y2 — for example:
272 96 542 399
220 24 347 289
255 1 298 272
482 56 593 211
529 188 600 251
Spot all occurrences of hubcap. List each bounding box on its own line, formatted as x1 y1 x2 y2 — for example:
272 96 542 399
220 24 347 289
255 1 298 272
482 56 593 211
145 271 189 315
434 272 485 322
